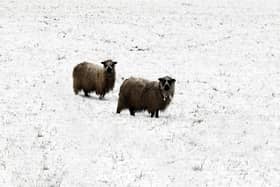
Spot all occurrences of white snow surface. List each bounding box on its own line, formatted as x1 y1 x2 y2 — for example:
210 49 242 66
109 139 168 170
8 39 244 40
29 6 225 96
1 0 280 186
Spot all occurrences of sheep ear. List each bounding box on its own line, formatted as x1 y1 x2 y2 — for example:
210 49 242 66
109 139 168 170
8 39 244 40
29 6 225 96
158 78 164 82
101 61 106 65
171 78 176 82
113 61 117 65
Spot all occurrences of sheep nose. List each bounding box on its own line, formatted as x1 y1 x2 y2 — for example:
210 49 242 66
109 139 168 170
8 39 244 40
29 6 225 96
107 68 112 73
164 85 170 91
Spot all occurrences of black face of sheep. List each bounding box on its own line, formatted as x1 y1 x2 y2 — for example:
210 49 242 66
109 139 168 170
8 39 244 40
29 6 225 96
73 60 117 99
101 60 117 75
159 76 176 92
116 76 176 118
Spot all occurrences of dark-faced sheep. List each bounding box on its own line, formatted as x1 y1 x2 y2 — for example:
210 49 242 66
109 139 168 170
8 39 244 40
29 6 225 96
116 76 176 118
73 60 117 99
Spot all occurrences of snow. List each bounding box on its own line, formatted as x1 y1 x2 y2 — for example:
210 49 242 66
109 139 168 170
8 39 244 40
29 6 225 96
1 0 280 186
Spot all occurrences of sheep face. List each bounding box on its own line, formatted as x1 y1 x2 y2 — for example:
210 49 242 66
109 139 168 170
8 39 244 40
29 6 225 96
158 76 176 100
101 60 117 74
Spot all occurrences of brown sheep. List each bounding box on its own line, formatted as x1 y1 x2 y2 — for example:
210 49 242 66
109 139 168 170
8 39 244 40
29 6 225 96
72 60 117 99
116 76 176 118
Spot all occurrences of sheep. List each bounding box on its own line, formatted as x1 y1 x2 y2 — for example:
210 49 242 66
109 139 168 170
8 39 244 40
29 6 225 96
72 59 117 99
116 76 176 118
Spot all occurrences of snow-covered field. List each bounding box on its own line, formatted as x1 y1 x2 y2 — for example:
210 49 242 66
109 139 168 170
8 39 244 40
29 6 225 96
1 0 280 186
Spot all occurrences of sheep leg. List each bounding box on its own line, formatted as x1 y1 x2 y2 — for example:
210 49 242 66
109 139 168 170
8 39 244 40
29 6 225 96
99 91 105 99
151 112 155 118
155 110 159 118
129 108 135 116
73 88 79 95
116 108 121 114
83 90 90 97
116 101 123 113
73 80 79 94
